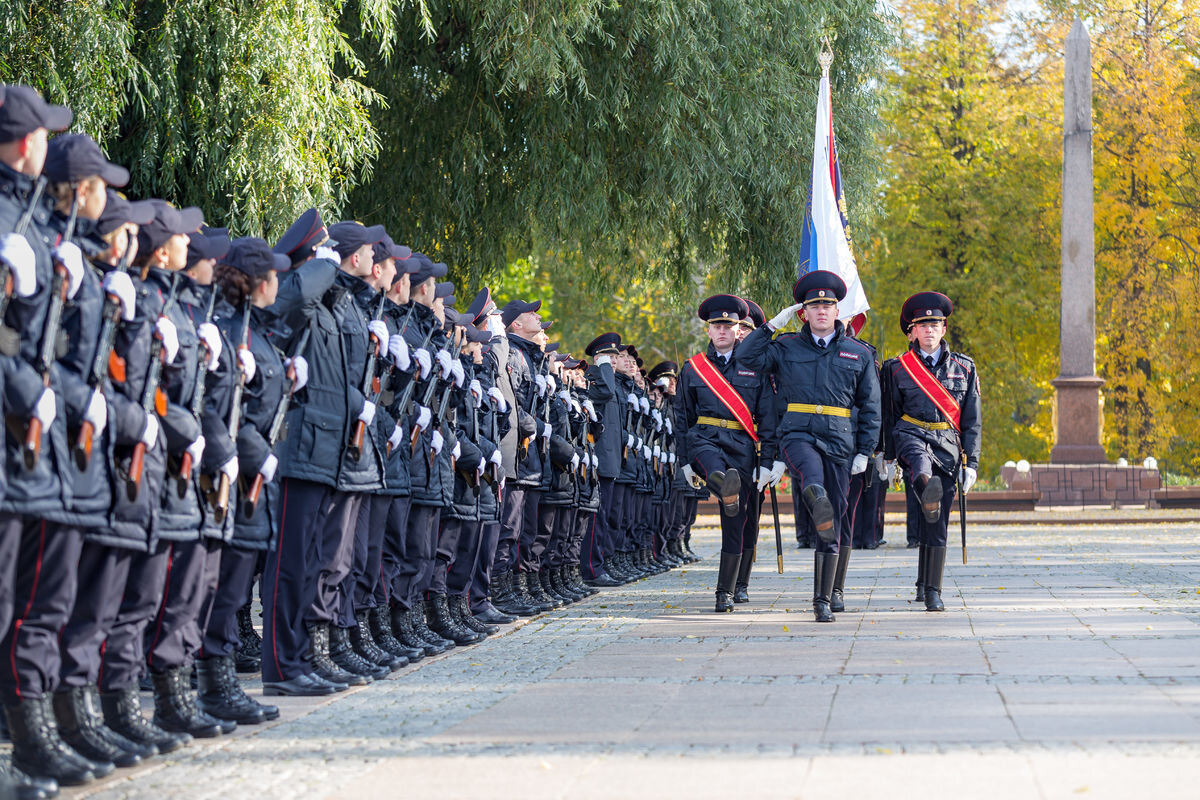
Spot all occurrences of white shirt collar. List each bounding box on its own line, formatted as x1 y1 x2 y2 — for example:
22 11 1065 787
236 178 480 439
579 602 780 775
811 332 833 347
920 344 944 362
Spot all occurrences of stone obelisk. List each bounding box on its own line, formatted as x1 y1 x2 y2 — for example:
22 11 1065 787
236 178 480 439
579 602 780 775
1050 18 1107 463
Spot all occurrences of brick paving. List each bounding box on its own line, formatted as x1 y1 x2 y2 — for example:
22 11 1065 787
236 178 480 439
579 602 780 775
58 522 1200 799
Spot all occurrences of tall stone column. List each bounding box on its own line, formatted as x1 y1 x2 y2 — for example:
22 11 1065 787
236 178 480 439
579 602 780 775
1051 18 1107 464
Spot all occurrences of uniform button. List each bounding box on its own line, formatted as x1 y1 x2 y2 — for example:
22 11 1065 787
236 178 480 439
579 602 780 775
815 404 824 414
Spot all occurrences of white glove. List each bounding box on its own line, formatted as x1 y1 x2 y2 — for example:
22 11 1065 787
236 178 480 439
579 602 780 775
33 387 56 429
220 455 239 484
436 349 454 378
546 375 557 394
665 417 673 435
237 349 256 383
571 453 580 471
451 439 461 460
651 409 663 429
875 454 888 480
851 454 869 475
590 453 598 468
259 453 278 483
430 429 444 454
626 392 638 408
388 335 411 371
535 374 547 396
639 396 649 414
102 270 136 322
652 445 661 460
962 466 978 494
468 378 483 401
768 302 805 330
886 460 898 481
669 452 677 465
155 316 179 364
186 435 205 465
286 355 308 391
682 464 699 487
449 360 465 388
358 399 376 426
626 434 635 450
558 389 571 406
486 315 505 337
769 460 786 487
486 386 507 412
140 414 159 448
52 242 85 299
414 405 431 431
538 420 552 440
754 465 770 491
414 348 432 379
582 399 597 421
315 245 339 263
594 354 612 367
388 422 404 451
367 320 389 353
0 233 37 297
84 389 107 437
489 449 503 467
197 322 222 369
642 445 651 460
636 437 645 451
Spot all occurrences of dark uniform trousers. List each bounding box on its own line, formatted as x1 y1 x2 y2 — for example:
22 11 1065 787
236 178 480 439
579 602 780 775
616 482 638 553
853 477 886 548
568 509 590 566
897 436 957 548
691 440 756 556
742 489 763 557
843 474 865 551
60 542 133 687
381 495 412 607
517 489 545 573
305 491 362 630
469 520 501 613
0 514 22 637
200 545 259 659
145 537 222 673
429 517 465 596
537 504 564 569
100 545 169 691
0 518 82 702
395 503 440 609
493 488 525 575
780 439 849 555
261 478 350 683
445 520 484 597
581 477 617 579
341 494 389 627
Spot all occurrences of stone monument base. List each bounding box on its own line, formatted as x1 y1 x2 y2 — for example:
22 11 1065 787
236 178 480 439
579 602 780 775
1050 376 1107 463
1026 463 1160 506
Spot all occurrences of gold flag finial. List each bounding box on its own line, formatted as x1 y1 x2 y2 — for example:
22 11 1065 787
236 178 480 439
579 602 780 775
819 36 834 75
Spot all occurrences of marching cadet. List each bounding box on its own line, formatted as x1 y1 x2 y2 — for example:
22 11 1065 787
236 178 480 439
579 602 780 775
739 271 880 623
580 332 624 587
880 292 980 612
676 295 778 613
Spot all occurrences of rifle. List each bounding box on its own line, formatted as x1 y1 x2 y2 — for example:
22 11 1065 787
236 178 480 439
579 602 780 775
210 301 251 523
23 198 78 469
538 360 551 459
175 285 219 497
126 272 181 501
74 245 135 470
390 318 436 449
410 327 458 455
0 177 46 352
347 294 387 462
428 334 464 469
243 325 310 517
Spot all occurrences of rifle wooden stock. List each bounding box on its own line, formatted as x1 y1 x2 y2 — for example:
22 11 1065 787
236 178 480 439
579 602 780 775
73 421 95 471
212 473 231 524
243 472 265 518
348 419 366 462
126 441 146 501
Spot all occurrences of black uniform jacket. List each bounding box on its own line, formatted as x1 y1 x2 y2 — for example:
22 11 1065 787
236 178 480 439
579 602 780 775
880 344 981 474
676 342 777 470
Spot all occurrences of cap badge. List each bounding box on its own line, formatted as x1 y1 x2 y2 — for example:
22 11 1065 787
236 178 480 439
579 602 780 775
818 290 826 297
926 309 932 315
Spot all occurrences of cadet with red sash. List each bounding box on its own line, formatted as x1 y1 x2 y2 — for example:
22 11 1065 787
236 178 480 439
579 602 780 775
739 271 880 623
880 292 980 612
676 295 777 613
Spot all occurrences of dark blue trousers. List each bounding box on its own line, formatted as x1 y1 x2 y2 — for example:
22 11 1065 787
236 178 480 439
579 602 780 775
470 520 501 612
381 495 412 607
100 544 168 691
780 439 849 555
493 488 525 574
146 537 220 673
60 542 132 687
201 545 258 659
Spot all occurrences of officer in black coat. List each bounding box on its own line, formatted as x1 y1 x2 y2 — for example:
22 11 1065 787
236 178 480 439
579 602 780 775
738 271 881 623
676 295 778 613
579 332 623 586
880 292 981 612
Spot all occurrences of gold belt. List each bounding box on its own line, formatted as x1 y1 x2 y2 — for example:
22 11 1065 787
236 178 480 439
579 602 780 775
901 413 951 430
696 416 745 432
786 403 850 418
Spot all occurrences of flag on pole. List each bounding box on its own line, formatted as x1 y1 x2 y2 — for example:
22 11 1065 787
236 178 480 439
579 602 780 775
798 47 869 326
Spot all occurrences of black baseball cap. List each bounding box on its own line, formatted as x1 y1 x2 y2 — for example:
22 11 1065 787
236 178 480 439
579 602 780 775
97 190 156 236
139 200 204 253
500 298 540 326
409 253 448 284
187 226 231 265
328 221 386 258
44 133 128 187
0 84 72 144
226 237 292 277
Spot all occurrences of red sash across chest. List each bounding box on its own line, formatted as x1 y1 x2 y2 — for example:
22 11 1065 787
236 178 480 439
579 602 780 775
687 353 758 442
898 350 961 431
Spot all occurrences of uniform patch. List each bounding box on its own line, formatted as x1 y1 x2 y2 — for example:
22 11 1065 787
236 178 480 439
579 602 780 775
736 369 757 377
837 351 860 361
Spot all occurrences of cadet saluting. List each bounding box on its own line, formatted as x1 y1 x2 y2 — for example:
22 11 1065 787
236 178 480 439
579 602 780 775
880 292 980 612
738 271 880 623
676 295 777 614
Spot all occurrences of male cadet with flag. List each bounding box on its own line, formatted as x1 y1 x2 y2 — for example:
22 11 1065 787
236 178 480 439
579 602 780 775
739 272 880 623
880 292 981 612
676 295 778 613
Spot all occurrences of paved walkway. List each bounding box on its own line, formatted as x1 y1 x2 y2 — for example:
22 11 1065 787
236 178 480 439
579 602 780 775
72 523 1200 799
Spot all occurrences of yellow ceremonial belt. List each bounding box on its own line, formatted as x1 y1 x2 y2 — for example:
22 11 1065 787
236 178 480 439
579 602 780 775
695 416 746 432
901 413 951 430
786 403 851 418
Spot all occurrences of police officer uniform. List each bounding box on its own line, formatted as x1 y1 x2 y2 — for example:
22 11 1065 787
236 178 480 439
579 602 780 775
580 332 624 586
880 292 981 611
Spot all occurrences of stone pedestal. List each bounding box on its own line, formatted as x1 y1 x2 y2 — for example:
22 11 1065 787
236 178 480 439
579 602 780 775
1028 463 1159 506
1050 376 1107 463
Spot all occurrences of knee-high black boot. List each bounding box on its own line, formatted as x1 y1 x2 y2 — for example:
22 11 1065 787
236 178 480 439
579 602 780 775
830 546 850 613
924 546 947 612
714 552 741 612
813 551 838 623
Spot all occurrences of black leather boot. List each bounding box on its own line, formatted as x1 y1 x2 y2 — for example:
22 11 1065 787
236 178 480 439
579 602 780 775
916 473 943 523
733 549 753 603
388 605 431 660
924 546 947 612
714 552 740 612
526 569 560 609
235 604 261 673
493 571 536 616
5 696 99 786
411 604 455 652
515 572 552 613
708 470 741 517
557 566 586 601
802 485 836 543
542 568 572 604
813 551 838 623
454 595 497 636
473 598 517 625
426 595 483 645
329 625 386 679
353 610 406 670
569 565 598 597
370 606 422 662
305 623 360 687
195 657 266 725
151 667 224 739
220 656 278 721
100 686 190 755
52 685 140 769
602 556 627 583
683 535 700 561
830 546 851 613
915 544 927 603
8 764 57 800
